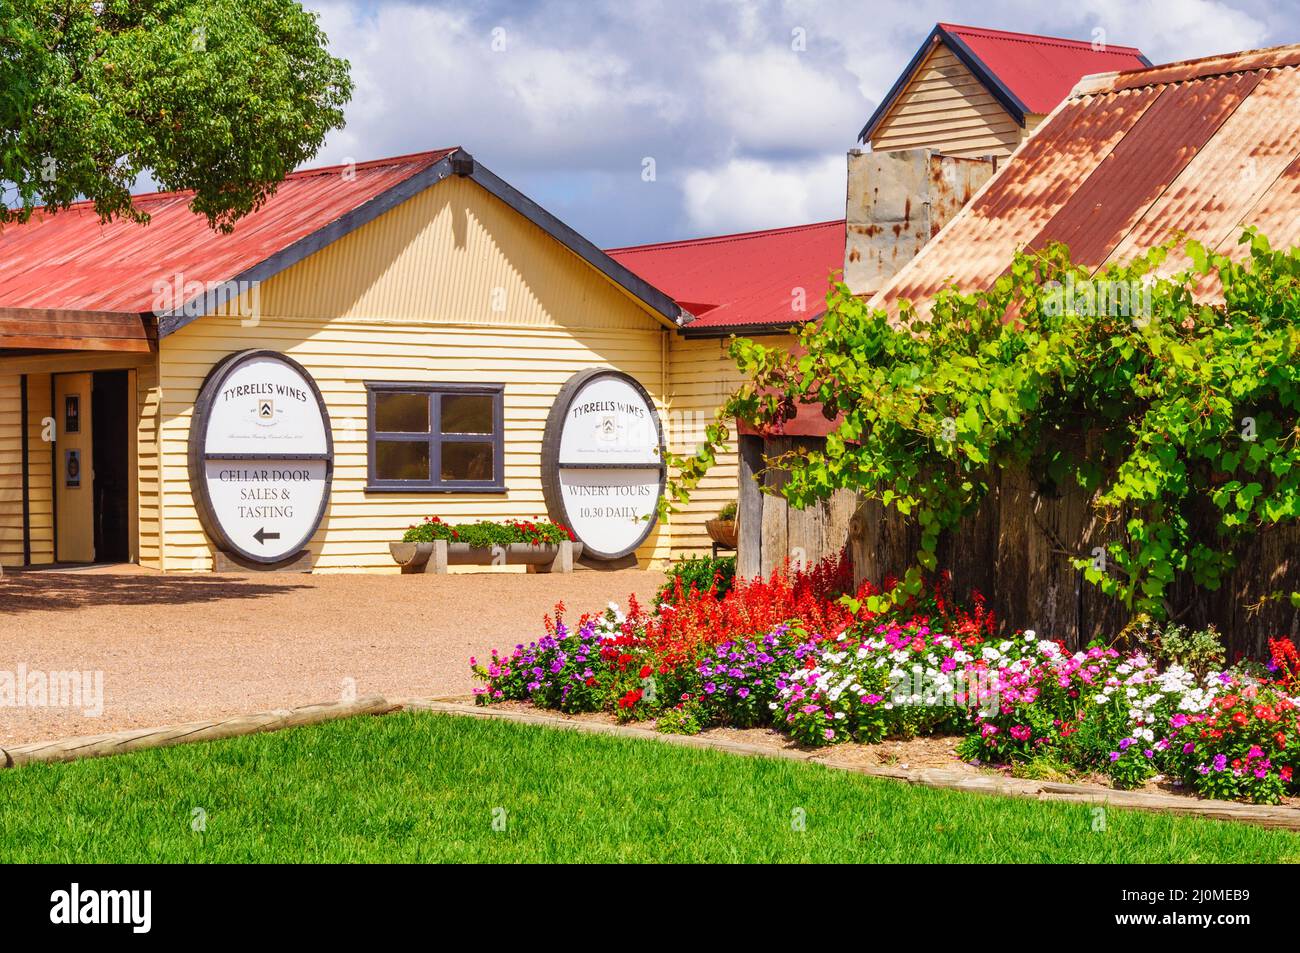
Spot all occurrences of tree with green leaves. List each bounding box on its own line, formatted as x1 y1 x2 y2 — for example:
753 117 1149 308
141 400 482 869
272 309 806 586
0 0 352 230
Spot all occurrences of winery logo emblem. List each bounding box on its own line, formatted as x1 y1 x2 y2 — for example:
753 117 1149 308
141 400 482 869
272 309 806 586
258 399 274 419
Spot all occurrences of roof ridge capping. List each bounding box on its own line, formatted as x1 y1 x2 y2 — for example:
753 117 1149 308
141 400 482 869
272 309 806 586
1070 42 1300 98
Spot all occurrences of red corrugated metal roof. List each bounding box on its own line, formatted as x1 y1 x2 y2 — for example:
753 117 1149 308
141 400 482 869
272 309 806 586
859 23 1149 142
606 220 845 331
941 23 1150 116
871 43 1300 316
0 149 457 314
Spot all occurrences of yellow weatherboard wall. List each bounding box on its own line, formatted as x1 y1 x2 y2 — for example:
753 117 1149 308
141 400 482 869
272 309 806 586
0 352 155 569
664 333 796 556
157 175 673 572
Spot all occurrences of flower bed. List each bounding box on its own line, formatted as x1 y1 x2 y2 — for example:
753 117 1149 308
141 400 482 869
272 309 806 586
403 516 574 547
470 557 1300 805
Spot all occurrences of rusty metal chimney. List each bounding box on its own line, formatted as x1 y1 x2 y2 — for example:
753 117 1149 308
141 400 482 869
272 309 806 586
843 148 996 298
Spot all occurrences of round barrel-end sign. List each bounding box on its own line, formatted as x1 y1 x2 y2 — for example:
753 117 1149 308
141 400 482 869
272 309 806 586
188 350 333 565
541 369 664 560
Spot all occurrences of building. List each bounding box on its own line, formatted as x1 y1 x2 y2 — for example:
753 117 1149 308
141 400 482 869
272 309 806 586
870 43 1300 314
855 42 1300 647
608 23 1150 573
0 21 1156 574
0 150 693 571
859 22 1149 159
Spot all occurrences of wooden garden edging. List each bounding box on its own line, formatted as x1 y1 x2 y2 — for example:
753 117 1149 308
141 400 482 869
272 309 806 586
406 696 1300 832
0 694 396 769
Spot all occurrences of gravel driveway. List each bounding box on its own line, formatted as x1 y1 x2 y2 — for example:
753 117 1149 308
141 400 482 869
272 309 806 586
0 567 663 746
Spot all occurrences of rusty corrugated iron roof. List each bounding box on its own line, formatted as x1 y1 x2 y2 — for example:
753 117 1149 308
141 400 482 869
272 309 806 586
869 43 1300 315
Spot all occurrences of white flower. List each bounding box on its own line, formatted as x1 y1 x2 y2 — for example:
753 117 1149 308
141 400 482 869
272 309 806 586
1024 629 1037 640
1094 694 1110 705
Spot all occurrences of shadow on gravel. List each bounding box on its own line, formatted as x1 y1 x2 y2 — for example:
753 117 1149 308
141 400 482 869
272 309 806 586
0 572 308 614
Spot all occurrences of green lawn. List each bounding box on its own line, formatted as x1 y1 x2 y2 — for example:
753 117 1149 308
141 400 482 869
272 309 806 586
0 711 1296 862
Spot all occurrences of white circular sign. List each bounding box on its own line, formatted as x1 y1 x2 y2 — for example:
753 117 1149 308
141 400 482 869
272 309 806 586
188 350 334 565
542 369 664 560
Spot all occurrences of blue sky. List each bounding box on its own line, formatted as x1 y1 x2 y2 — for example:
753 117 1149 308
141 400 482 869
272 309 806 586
304 0 1292 247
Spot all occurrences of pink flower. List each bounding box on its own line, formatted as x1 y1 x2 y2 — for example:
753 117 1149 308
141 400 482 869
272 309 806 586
1010 725 1031 741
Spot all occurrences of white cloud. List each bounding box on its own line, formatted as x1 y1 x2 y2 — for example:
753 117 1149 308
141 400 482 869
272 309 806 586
699 48 865 153
301 0 1286 245
1074 0 1269 62
682 154 845 234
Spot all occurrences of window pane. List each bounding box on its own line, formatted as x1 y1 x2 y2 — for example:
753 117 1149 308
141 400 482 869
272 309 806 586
375 440 430 481
375 392 429 433
441 394 494 434
441 441 494 482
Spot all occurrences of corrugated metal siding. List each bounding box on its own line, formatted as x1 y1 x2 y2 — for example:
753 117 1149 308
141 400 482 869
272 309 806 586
157 179 673 572
880 85 1161 309
943 23 1148 115
1104 67 1300 274
606 220 844 331
1022 70 1263 267
871 46 1023 158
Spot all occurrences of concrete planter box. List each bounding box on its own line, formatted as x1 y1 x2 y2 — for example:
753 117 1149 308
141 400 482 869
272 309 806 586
390 539 582 574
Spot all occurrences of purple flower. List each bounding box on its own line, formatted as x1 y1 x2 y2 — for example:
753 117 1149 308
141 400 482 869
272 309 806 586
737 687 750 699
704 682 717 695
1213 754 1228 772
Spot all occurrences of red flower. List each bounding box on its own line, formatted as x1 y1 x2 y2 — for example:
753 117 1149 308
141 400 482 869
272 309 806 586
638 665 652 679
617 689 643 709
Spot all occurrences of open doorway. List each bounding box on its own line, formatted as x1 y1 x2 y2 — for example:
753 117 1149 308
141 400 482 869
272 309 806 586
91 370 130 563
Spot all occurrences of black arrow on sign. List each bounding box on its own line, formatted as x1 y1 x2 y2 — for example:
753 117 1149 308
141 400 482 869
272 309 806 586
253 527 281 545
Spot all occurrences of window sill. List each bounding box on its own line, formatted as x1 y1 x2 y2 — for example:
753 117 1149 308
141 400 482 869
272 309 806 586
364 484 508 494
